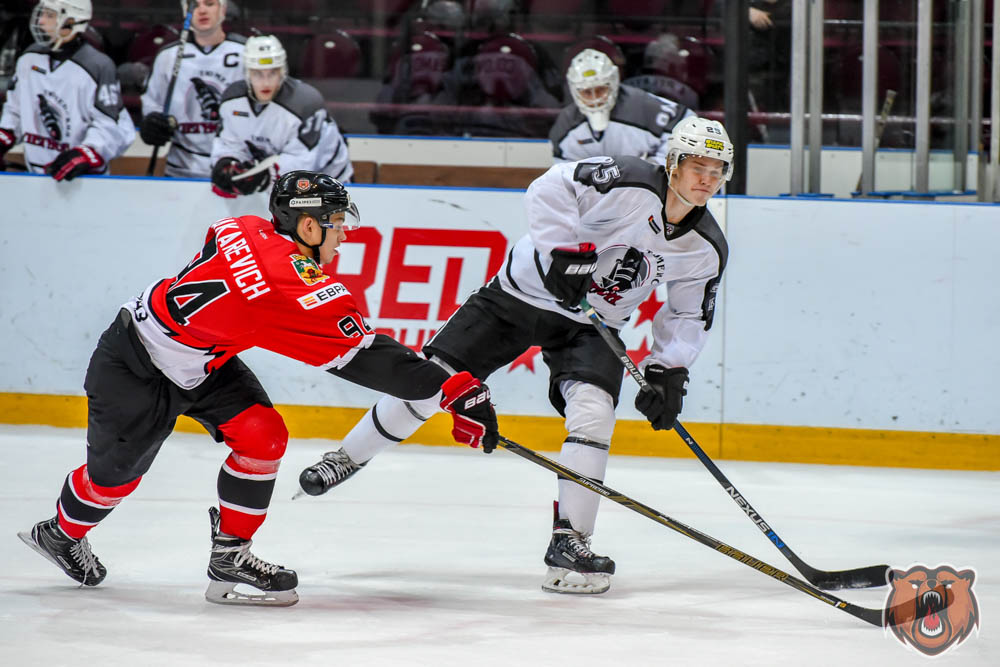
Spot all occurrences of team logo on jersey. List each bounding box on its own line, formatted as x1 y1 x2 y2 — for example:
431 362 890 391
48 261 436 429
290 254 329 286
590 246 652 306
884 564 980 657
190 77 221 121
37 94 62 140
298 282 349 310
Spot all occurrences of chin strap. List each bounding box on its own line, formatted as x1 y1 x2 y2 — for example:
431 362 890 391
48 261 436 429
666 167 698 209
292 227 326 263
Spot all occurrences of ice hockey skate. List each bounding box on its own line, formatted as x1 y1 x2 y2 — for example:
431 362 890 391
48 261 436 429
295 448 366 498
204 507 298 606
18 517 107 586
541 518 616 595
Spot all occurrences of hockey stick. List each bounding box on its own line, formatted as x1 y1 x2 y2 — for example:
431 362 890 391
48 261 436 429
854 89 897 194
497 434 940 628
145 3 195 177
231 155 279 181
579 296 890 590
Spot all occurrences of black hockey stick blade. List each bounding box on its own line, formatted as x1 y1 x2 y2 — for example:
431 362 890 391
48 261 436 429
497 435 940 628
578 296 892 591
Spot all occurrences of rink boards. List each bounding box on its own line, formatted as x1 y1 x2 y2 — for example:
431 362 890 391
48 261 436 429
0 173 997 470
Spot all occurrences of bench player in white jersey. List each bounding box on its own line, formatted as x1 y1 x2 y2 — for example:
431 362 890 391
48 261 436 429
209 34 353 198
549 48 696 165
18 170 499 606
0 0 135 179
139 0 246 178
298 116 733 595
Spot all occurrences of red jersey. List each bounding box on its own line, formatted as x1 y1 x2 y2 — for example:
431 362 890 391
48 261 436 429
123 215 374 389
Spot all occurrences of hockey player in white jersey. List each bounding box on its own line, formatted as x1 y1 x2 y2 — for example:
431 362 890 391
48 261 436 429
139 0 246 178
209 34 353 198
298 116 733 595
549 48 695 165
0 0 135 179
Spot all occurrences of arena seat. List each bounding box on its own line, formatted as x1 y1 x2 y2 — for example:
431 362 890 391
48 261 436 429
387 31 451 99
126 24 180 66
474 33 538 104
298 30 362 79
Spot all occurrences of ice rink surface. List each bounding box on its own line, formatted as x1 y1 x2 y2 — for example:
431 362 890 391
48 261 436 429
1 425 997 666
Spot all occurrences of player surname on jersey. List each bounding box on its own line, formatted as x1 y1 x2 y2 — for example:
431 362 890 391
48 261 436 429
214 218 271 300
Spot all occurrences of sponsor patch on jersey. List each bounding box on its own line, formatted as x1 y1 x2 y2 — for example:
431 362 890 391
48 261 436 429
576 138 595 145
647 214 661 234
290 253 329 286
233 110 249 117
31 65 47 74
298 282 349 310
704 138 725 151
289 196 322 208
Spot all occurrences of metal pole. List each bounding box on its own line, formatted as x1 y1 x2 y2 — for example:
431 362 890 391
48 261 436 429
790 0 808 194
808 0 824 192
914 0 933 192
953 0 971 191
990 0 1000 200
723 0 750 194
970 0 984 199
861 0 880 194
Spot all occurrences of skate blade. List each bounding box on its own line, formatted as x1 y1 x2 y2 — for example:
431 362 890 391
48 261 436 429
17 530 103 587
205 580 299 607
541 566 611 595
290 487 307 501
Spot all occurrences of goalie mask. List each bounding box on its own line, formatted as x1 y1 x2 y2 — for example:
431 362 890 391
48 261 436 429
244 35 288 103
566 48 620 133
30 0 92 51
270 171 360 260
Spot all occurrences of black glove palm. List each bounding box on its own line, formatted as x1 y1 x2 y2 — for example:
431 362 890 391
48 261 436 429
139 112 175 146
635 364 689 431
231 161 271 195
543 243 598 310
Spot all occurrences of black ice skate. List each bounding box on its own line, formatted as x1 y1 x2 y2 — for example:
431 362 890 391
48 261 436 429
18 517 107 586
205 507 298 607
296 448 366 497
542 518 616 595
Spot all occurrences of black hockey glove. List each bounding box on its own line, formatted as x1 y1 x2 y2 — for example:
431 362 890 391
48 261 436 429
46 145 104 182
440 371 499 453
635 364 689 431
211 157 241 198
543 243 598 310
230 160 271 196
0 128 14 159
139 112 176 146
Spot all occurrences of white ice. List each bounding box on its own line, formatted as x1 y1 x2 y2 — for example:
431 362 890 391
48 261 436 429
1 424 997 666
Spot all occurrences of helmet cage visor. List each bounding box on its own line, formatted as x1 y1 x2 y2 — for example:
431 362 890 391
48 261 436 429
30 1 90 50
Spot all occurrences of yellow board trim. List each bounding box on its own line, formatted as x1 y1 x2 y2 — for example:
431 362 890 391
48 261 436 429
1 392 997 470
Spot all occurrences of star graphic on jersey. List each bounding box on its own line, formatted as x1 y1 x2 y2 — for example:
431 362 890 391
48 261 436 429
508 345 542 373
635 291 664 327
627 337 652 368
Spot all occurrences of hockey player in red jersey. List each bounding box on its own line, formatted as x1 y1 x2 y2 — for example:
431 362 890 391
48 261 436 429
18 170 499 607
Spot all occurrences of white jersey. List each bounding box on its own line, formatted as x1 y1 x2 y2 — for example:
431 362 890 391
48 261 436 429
549 85 695 165
211 78 353 182
140 35 246 178
0 40 135 173
496 156 727 371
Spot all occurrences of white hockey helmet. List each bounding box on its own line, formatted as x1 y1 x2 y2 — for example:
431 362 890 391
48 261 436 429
666 116 735 181
566 48 620 132
244 35 288 99
180 0 228 12
30 0 92 51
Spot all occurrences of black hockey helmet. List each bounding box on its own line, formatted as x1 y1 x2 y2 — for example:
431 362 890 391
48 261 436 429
269 170 360 235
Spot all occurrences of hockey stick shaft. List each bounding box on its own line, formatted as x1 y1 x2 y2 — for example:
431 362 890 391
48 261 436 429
498 434 928 627
854 89 897 193
578 297 889 589
231 155 279 181
146 5 194 177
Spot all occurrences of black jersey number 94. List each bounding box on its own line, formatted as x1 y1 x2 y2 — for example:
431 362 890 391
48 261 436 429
165 236 231 326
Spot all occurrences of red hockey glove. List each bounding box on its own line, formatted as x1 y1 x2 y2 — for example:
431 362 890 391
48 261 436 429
544 243 598 311
46 145 104 181
440 371 499 453
0 128 15 158
634 364 689 431
211 157 241 198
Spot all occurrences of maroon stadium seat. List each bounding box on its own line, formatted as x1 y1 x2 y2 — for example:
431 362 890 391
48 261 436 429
474 33 538 103
299 30 362 79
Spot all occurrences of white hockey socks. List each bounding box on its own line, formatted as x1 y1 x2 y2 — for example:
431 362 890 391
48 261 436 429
556 380 615 535
341 393 440 463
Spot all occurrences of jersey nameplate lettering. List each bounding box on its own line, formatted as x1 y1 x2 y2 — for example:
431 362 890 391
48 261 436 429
212 218 271 300
298 282 349 310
